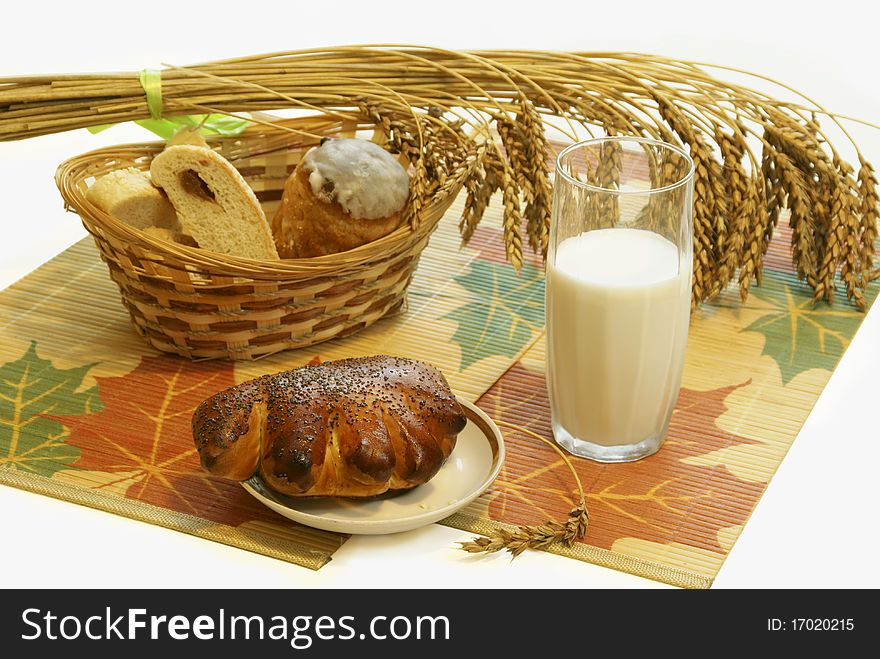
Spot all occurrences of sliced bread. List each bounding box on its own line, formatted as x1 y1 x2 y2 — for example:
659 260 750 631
142 226 199 247
86 167 178 231
150 145 279 260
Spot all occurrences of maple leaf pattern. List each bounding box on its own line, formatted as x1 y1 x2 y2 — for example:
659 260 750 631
464 225 544 268
0 341 102 476
52 355 278 526
444 260 545 369
479 363 763 553
743 271 879 384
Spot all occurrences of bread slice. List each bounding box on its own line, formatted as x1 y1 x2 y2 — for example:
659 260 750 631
86 167 178 231
150 145 279 260
142 226 199 247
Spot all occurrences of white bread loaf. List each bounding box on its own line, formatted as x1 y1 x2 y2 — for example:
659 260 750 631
85 167 178 231
150 145 278 260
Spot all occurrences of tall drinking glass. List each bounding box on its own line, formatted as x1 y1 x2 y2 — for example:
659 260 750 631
546 137 694 462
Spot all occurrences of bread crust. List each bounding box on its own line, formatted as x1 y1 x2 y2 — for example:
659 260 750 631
85 167 178 231
192 356 466 497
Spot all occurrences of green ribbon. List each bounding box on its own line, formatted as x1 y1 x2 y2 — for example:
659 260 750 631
88 67 250 138
138 68 163 120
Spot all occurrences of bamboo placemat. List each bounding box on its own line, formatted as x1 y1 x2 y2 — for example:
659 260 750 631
441 223 878 588
0 189 874 582
0 195 542 570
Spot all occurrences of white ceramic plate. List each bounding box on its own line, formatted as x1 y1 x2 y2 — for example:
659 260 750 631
241 398 504 534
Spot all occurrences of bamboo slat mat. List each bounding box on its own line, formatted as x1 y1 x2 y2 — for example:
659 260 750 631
441 223 879 588
0 187 874 582
0 195 542 570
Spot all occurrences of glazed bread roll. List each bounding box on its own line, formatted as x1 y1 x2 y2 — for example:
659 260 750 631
192 356 466 497
271 138 410 258
150 145 279 260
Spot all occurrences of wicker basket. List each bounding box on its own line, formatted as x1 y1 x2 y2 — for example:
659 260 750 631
55 114 475 360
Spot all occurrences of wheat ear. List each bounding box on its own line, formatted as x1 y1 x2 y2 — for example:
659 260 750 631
459 421 589 558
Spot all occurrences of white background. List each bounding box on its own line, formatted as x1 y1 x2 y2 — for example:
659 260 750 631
0 0 878 588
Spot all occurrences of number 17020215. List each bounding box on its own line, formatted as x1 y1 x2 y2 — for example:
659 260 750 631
768 619 855 631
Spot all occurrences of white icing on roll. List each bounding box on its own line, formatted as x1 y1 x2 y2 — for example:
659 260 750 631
302 138 410 220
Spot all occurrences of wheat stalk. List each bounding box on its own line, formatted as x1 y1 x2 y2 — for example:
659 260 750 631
459 420 589 558
712 130 747 296
656 98 718 305
460 160 488 243
596 137 622 226
517 97 553 257
499 161 525 270
858 158 879 284
834 159 865 308
775 150 818 287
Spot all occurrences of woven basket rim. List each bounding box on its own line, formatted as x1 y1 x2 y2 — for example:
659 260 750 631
55 114 474 279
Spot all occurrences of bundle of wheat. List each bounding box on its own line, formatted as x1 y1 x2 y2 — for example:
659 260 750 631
1 46 876 308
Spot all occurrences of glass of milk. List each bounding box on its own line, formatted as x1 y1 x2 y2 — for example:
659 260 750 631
547 137 694 462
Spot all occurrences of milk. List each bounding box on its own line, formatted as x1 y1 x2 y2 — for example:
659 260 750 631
546 228 690 457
